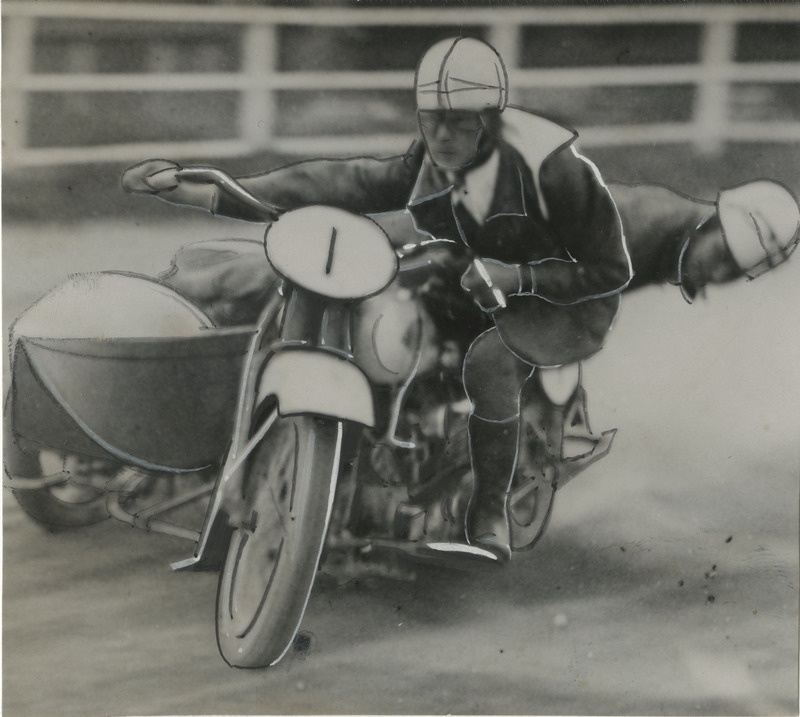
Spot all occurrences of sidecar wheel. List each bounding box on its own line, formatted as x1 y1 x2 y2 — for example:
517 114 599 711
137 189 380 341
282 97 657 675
6 440 113 528
216 415 343 669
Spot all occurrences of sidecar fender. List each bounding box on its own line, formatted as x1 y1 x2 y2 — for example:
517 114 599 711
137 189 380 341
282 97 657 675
256 349 375 427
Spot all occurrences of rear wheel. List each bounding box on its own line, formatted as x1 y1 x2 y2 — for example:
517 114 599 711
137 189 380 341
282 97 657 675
508 465 556 551
5 435 113 528
216 415 343 668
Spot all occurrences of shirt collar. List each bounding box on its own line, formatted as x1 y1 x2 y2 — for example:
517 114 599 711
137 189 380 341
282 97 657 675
449 149 500 224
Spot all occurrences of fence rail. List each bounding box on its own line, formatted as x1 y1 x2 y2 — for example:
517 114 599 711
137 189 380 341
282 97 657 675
5 2 800 24
3 1 800 169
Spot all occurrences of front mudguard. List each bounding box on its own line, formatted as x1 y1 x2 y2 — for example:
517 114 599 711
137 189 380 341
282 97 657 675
174 347 371 572
256 348 375 427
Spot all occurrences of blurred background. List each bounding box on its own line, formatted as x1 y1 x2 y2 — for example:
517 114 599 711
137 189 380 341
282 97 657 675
2 3 799 716
3 0 800 223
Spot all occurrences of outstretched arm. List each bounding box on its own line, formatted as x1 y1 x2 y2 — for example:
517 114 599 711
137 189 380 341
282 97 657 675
121 159 277 221
122 144 424 222
610 180 799 300
462 176 799 310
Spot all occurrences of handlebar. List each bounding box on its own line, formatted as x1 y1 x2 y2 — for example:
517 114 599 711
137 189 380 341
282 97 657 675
176 168 281 223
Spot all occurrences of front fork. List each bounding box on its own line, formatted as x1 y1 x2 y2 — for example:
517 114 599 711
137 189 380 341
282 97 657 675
173 288 376 571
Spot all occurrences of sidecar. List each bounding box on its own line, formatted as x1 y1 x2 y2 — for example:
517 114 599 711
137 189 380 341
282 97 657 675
5 271 256 527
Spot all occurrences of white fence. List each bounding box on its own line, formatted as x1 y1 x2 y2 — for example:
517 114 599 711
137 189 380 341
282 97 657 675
3 1 800 168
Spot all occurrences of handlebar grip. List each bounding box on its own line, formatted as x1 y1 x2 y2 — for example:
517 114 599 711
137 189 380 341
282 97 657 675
176 168 280 222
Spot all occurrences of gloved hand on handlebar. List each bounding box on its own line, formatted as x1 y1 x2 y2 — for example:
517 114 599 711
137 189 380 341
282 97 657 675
122 159 227 211
461 258 535 313
121 159 279 222
121 159 183 194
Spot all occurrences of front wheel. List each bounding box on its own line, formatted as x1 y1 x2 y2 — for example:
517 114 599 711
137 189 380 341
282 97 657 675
216 415 344 668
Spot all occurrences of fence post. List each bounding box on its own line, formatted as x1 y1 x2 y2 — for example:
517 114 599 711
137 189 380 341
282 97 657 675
240 22 277 153
3 15 36 169
694 18 736 155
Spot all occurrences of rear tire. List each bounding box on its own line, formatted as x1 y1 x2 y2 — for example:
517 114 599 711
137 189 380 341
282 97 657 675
5 436 113 528
216 415 343 668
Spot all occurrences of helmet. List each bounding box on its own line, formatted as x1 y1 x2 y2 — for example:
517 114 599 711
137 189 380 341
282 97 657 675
415 37 508 113
717 181 800 273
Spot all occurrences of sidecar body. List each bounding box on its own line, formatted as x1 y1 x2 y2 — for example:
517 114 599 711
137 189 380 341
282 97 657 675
8 272 256 472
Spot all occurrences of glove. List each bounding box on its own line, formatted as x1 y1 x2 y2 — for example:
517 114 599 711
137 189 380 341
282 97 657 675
121 159 181 194
121 161 238 215
460 259 512 313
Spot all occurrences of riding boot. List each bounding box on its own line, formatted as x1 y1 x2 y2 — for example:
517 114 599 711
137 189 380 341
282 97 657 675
465 414 520 562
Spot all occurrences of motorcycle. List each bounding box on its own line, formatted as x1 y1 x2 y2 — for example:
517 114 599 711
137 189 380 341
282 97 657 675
4 199 615 669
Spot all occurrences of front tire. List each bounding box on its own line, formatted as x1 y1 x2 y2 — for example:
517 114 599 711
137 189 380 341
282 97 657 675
216 415 343 668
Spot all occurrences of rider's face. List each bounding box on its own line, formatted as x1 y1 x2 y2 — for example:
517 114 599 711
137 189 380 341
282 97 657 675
418 110 485 170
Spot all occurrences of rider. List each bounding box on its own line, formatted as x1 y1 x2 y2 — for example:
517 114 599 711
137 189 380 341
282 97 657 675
123 37 800 563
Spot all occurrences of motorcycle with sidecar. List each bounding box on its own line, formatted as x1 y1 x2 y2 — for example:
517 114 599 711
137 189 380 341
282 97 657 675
4 201 614 668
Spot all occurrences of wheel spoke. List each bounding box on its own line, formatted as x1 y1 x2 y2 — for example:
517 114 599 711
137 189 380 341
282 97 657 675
268 481 289 533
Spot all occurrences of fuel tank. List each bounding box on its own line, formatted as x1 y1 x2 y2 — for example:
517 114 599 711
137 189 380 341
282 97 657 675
353 279 441 386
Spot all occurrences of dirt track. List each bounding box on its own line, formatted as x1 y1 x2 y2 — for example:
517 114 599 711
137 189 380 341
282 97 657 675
3 219 799 716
